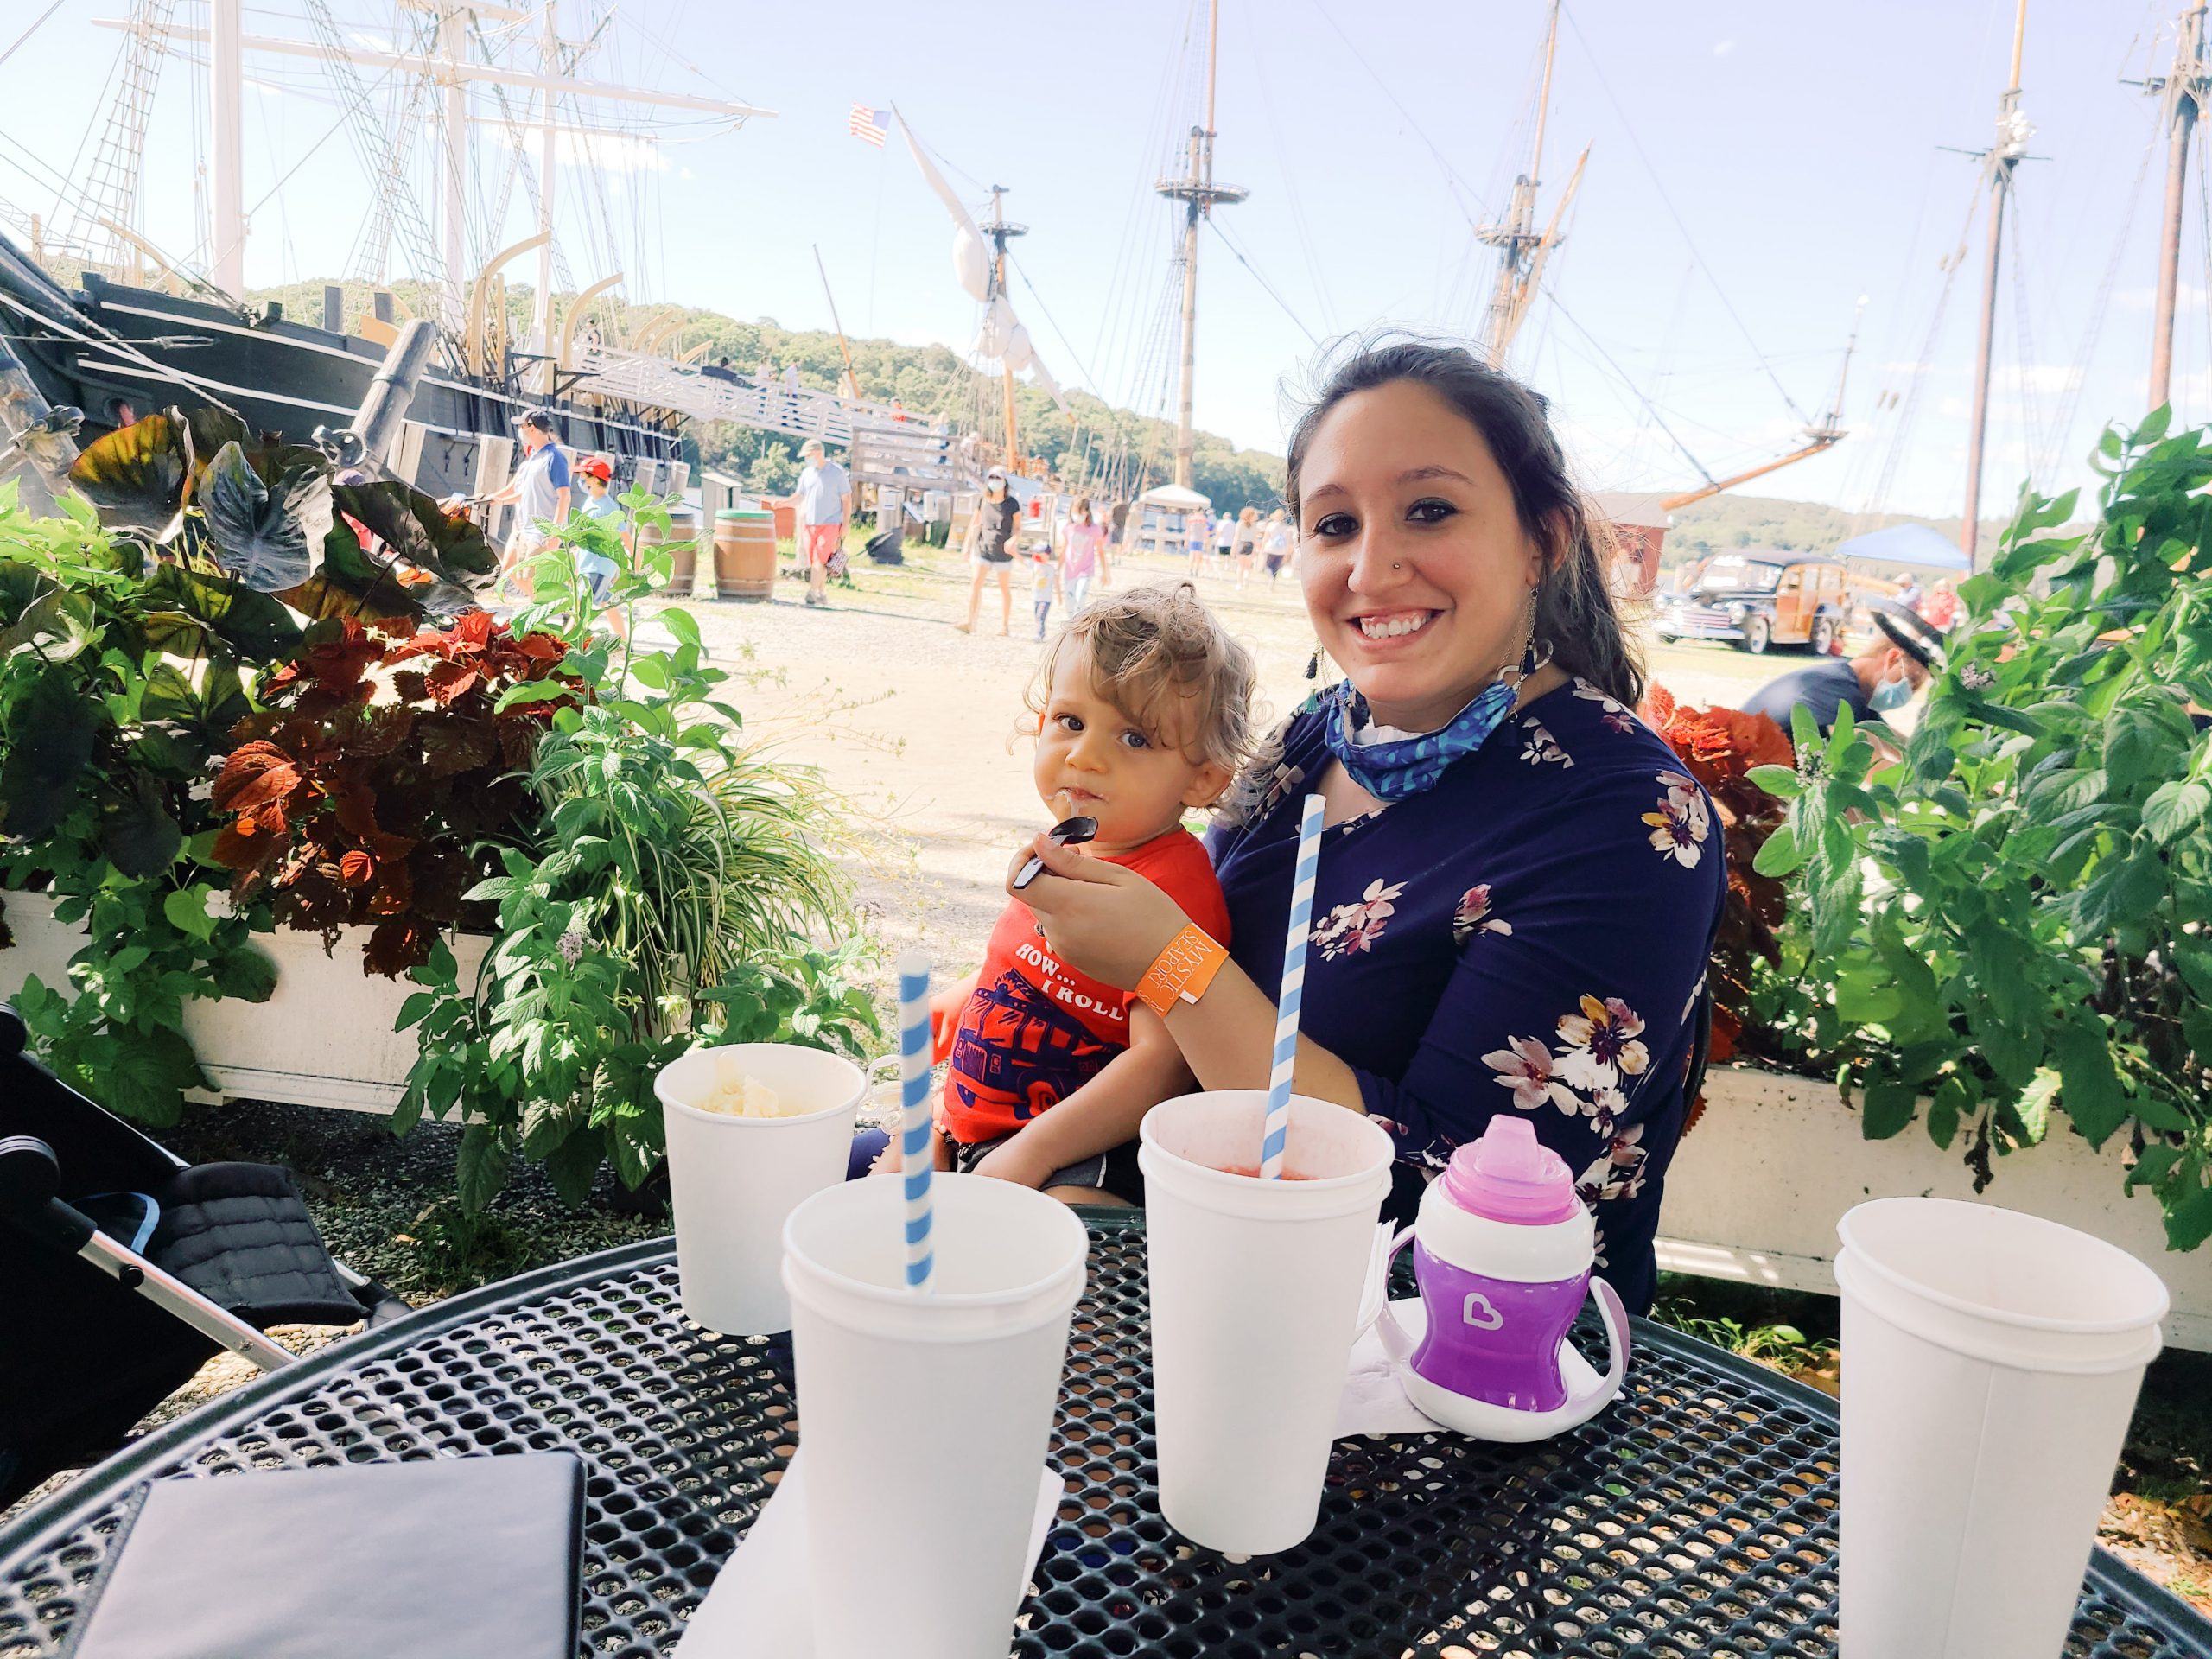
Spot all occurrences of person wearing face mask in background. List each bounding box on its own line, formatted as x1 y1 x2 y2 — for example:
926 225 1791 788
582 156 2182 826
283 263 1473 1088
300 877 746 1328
1737 601 1945 738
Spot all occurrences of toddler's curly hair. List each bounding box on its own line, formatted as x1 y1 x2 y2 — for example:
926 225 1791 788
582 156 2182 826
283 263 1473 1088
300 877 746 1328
1026 582 1261 796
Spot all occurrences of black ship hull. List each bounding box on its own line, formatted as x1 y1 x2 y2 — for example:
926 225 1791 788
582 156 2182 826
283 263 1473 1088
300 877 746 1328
0 251 680 499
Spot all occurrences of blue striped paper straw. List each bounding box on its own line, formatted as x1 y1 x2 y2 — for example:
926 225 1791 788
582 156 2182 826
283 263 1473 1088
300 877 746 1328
897 950 936 1294
1262 794 1325 1179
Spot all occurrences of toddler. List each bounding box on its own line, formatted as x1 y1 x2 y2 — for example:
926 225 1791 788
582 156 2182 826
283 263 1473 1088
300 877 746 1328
931 582 1258 1205
1028 536 1062 640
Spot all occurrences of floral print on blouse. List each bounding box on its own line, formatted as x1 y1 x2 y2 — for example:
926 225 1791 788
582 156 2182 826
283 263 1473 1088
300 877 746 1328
1209 677 1726 1315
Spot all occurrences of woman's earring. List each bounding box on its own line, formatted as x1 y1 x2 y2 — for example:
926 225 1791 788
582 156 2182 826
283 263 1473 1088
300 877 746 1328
1305 646 1321 681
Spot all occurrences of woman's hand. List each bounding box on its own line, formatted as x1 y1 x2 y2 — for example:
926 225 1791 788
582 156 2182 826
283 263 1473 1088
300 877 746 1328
1012 833 1190 990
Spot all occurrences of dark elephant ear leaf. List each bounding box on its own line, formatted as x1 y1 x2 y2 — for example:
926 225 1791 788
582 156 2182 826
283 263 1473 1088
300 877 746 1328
99 773 183 877
67 411 188 537
176 406 252 509
286 512 473 623
200 441 331 593
143 563 304 662
0 663 96 842
334 481 498 589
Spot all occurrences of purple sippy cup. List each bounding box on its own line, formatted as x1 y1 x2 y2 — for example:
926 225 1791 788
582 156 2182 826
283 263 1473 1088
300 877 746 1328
1373 1116 1630 1441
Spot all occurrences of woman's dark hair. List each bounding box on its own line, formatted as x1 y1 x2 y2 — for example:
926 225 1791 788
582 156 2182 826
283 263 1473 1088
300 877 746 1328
1283 335 1644 709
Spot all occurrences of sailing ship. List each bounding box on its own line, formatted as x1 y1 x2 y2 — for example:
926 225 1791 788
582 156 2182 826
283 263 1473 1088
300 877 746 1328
0 1 912 511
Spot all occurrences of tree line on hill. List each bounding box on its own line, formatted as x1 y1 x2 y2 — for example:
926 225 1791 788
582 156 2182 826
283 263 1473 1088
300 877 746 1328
249 281 1288 516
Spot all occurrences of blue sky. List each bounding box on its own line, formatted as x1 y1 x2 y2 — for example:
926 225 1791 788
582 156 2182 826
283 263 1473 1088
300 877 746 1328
0 1 2197 517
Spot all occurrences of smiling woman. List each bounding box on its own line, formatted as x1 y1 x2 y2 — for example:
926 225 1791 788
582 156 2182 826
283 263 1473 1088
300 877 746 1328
1015 337 1727 1313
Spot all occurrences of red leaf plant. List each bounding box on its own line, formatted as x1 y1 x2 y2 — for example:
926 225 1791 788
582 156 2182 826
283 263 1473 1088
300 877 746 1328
1641 685 1798 1116
212 613 581 976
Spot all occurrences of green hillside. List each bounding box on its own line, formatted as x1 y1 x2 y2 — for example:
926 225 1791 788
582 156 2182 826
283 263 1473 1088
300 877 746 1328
247 279 1287 515
1662 493 2008 564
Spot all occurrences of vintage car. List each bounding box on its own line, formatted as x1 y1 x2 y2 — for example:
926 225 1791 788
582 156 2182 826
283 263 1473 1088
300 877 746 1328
1653 551 1853 654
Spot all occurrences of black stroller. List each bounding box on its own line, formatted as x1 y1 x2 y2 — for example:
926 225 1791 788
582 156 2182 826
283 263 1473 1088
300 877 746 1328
0 1005 407 1507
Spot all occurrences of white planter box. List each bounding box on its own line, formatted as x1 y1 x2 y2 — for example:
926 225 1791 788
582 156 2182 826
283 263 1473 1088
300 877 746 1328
0 890 490 1115
1656 1065 2211 1352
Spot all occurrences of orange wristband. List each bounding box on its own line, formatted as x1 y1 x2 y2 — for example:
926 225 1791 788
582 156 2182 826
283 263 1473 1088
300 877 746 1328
1134 925 1228 1020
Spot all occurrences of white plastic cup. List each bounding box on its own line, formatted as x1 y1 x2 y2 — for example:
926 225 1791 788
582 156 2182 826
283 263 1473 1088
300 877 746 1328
1835 1198 2170 1659
783 1173 1087 1659
1139 1090 1395 1554
655 1043 866 1337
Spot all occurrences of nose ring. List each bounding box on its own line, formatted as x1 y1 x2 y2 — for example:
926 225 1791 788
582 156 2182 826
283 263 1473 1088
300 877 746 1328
1392 561 1402 572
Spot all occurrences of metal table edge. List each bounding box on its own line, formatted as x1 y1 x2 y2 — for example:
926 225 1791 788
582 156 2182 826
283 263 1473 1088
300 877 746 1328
11 1211 2212 1650
0 1232 681 1558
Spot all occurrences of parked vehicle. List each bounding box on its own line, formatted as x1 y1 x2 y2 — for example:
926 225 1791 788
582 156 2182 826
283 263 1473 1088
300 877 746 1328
1653 551 1853 654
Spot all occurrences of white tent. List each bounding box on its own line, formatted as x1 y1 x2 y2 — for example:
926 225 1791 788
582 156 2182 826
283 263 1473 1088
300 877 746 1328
1139 483 1211 512
1837 523 1971 573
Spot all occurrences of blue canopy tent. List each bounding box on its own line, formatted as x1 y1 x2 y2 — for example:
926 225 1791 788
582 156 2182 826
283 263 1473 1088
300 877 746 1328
1835 523 1972 573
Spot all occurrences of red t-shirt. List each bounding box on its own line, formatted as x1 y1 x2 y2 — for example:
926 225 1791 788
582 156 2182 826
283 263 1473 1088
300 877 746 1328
939 829 1230 1144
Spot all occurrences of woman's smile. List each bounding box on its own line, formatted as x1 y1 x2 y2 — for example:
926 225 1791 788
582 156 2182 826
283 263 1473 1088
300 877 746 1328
1351 607 1441 644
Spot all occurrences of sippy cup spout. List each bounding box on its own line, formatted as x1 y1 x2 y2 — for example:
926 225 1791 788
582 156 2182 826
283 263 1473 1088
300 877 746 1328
1440 1115 1580 1227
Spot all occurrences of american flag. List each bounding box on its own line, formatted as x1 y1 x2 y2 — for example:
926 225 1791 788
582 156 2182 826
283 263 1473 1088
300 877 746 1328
848 105 888 148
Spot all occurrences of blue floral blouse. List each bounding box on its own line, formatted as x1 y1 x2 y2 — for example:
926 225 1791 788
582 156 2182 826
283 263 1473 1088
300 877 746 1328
1207 677 1726 1314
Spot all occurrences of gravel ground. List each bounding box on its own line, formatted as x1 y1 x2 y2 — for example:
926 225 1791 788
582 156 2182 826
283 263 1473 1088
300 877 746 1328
8 554 2204 1615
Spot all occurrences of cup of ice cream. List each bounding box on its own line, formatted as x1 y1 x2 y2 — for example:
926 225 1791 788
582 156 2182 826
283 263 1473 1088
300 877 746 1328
655 1043 868 1336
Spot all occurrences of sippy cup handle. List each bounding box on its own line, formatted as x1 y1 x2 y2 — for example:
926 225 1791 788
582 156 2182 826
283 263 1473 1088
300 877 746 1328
1565 1276 1633 1420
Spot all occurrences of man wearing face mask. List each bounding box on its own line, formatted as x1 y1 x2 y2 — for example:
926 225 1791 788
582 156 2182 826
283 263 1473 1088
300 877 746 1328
1738 601 1945 737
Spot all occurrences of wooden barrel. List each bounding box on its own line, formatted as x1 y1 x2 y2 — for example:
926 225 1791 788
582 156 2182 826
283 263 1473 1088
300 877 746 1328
639 507 701 595
713 509 777 601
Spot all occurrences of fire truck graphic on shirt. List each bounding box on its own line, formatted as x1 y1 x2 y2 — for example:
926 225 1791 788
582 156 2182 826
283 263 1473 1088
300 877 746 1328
937 828 1231 1147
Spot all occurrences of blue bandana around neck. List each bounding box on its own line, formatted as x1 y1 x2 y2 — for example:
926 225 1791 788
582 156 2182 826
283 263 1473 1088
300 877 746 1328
1320 665 1527 802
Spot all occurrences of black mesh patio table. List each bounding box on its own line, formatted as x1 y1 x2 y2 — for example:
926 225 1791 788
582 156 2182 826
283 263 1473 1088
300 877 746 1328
3 1214 2207 1658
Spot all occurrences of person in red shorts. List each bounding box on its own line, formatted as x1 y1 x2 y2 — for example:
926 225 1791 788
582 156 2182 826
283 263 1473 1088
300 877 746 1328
790 437 849 609
929 583 1260 1205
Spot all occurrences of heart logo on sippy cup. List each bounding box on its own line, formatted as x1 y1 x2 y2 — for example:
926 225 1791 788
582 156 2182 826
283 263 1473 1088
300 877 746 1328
1460 1292 1503 1331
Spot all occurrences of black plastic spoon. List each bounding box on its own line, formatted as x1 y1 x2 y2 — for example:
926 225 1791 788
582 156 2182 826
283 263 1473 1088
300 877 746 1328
1014 815 1100 891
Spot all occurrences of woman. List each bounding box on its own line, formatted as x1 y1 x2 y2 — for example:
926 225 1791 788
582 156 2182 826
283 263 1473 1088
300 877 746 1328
1230 505 1260 592
1016 339 1726 1314
1260 506 1294 582
1059 496 1110 613
956 466 1021 635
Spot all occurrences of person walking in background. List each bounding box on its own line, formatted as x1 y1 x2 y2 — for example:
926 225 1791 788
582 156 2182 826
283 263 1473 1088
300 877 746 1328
791 437 849 609
1185 512 1209 577
1920 575 1959 632
1029 532 1062 640
1230 505 1260 592
1260 505 1294 582
1060 496 1110 613
467 407 569 601
1108 498 1131 548
957 466 1022 634
1894 575 1924 614
1213 510 1236 567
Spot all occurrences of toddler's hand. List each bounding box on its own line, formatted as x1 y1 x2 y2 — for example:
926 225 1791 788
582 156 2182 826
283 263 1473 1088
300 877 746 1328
929 985 965 1065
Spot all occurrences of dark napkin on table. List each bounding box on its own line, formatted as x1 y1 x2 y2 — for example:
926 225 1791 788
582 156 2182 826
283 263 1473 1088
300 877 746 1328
67 1452 583 1659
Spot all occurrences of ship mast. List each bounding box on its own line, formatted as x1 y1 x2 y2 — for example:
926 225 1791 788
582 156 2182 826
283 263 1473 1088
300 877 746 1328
1478 0 1588 367
1155 0 1248 490
1959 0 2031 569
2147 5 2211 412
103 3 771 328
980 186 1026 467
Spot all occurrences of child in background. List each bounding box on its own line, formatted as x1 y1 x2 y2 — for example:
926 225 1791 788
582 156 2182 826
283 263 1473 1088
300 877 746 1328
573 457 628 642
928 583 1259 1205
1029 534 1062 641
1058 496 1109 614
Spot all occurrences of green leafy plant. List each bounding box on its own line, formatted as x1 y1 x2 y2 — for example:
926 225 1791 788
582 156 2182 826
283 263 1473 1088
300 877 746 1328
0 485 281 1121
396 496 871 1210
1759 407 2212 1249
67 405 497 623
